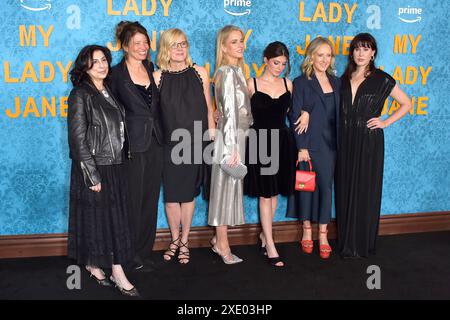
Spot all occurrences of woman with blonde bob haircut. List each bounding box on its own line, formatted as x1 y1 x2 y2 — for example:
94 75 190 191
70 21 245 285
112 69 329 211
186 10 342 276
287 36 340 259
156 28 193 71
154 28 215 264
302 37 336 80
208 25 252 264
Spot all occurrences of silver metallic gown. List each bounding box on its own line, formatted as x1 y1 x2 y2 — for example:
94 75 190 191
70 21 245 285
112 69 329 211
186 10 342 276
208 65 253 227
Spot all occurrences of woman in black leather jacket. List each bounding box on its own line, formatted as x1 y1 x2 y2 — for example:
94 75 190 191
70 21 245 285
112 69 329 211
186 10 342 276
67 45 139 297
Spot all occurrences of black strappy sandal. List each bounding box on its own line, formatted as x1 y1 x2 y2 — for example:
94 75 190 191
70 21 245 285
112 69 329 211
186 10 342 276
163 237 180 262
267 256 285 268
178 240 190 265
257 233 267 256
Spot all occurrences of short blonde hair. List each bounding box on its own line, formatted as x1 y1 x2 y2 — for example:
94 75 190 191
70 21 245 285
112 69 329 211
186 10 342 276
156 28 193 71
301 37 336 79
214 25 246 80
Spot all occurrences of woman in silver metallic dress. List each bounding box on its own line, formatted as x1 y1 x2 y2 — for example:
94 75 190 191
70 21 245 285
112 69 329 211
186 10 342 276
208 25 253 264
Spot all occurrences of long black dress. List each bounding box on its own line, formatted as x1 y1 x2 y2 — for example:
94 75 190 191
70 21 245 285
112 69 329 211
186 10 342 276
244 78 296 198
336 69 396 258
68 87 133 268
159 66 208 202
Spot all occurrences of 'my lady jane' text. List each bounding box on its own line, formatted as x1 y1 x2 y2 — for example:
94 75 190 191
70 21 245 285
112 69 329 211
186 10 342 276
2 25 71 118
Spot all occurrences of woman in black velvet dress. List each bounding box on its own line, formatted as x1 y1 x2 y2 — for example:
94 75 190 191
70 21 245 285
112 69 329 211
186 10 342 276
335 33 411 258
244 42 297 267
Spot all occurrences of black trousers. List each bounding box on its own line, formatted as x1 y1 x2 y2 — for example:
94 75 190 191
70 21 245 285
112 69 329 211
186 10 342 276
126 136 163 262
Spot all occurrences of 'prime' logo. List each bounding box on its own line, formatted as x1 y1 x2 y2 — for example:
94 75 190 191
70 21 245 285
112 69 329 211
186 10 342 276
224 0 252 16
20 0 51 11
398 6 422 23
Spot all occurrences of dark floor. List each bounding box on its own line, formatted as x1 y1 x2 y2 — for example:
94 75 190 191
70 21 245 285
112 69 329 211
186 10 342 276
1 231 450 300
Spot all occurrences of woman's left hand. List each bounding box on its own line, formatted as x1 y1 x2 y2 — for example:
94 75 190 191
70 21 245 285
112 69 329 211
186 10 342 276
89 183 102 192
214 110 221 123
295 111 310 134
228 151 240 167
367 117 387 130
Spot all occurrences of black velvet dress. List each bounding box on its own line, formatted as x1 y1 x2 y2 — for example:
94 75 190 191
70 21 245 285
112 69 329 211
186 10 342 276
244 78 296 198
336 69 396 258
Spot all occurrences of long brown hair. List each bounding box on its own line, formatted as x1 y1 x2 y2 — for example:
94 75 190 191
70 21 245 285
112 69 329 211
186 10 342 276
343 33 378 79
115 21 151 62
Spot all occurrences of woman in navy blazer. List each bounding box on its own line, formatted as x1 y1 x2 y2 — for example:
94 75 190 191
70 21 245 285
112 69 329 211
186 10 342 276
287 37 340 259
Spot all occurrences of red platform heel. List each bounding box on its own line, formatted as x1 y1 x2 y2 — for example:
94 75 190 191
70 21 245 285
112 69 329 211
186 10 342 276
319 230 332 259
301 225 313 254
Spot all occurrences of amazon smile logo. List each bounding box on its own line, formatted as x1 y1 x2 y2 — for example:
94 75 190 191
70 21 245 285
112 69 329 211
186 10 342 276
398 6 422 23
224 0 251 17
20 0 52 11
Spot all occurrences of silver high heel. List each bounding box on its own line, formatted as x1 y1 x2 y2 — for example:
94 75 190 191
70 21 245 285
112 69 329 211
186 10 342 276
211 246 243 265
209 237 217 248
109 276 140 297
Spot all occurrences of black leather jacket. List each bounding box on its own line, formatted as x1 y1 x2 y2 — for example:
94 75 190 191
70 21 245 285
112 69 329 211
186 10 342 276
110 59 164 152
68 81 128 187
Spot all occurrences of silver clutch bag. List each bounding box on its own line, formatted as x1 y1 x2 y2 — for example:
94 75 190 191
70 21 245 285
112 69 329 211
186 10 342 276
220 155 247 179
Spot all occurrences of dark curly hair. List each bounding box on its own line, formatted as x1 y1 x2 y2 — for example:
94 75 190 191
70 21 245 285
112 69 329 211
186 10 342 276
69 45 112 87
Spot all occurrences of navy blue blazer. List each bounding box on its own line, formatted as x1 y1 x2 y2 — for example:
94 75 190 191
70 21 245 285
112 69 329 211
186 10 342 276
288 73 340 152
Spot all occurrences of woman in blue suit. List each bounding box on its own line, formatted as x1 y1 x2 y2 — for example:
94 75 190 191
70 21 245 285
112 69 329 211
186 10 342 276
287 37 340 259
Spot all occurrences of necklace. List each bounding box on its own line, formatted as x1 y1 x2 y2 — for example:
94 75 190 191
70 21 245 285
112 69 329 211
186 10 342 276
168 64 188 73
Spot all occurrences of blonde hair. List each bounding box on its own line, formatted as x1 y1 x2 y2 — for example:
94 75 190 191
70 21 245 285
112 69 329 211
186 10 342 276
156 28 193 71
301 37 336 79
214 25 246 80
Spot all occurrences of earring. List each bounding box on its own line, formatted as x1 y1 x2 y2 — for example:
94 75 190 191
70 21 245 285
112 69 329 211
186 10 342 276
371 56 374 61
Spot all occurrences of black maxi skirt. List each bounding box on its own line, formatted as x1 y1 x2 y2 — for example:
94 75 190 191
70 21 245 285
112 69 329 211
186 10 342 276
67 162 134 268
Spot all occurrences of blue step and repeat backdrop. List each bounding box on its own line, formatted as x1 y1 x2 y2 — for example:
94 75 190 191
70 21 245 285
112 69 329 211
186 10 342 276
1 0 449 235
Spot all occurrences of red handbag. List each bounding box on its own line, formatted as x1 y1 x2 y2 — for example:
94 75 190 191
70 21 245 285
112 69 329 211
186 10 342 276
295 160 316 192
